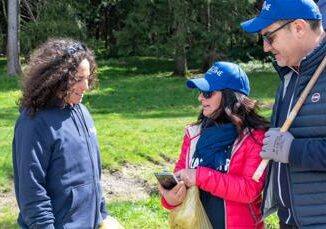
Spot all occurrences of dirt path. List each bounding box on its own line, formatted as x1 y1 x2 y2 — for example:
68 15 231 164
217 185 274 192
0 186 16 210
101 163 161 202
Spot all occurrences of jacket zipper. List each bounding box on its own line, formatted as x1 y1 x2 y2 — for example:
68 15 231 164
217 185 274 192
73 106 99 227
224 131 250 229
276 71 300 226
286 160 300 226
248 203 259 229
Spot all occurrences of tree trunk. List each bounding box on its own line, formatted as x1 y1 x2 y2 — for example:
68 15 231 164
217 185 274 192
175 47 187 76
108 5 117 45
202 47 218 72
174 43 187 76
202 0 217 72
7 0 21 77
173 0 187 77
2 0 7 22
103 6 109 50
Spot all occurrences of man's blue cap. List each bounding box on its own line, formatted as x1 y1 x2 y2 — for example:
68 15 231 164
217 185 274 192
186 61 250 96
241 0 321 33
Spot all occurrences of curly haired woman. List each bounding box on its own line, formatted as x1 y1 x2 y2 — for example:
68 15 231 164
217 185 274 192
160 62 268 228
12 38 123 229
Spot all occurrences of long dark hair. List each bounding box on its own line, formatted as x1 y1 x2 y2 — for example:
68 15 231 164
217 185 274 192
196 89 269 136
19 38 97 116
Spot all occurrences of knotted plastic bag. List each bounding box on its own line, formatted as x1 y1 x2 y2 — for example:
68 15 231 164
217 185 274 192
169 186 212 229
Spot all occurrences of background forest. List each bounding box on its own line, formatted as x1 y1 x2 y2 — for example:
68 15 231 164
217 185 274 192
1 0 269 76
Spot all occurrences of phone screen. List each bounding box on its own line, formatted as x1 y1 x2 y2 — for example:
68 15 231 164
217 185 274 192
154 172 179 190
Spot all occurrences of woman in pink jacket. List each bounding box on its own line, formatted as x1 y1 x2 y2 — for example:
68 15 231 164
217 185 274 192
160 61 268 229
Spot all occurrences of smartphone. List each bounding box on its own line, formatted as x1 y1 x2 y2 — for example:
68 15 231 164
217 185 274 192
154 171 179 190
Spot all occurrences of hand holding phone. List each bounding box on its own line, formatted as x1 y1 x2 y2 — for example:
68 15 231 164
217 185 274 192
156 172 187 206
154 171 179 190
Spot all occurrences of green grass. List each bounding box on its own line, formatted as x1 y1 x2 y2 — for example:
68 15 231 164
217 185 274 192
0 57 279 228
110 196 169 229
0 205 19 229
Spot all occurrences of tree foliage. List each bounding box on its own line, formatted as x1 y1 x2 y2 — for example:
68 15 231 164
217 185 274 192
0 0 265 76
20 0 84 57
113 0 261 73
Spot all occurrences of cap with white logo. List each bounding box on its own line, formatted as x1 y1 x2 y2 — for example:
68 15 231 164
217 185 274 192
241 0 321 33
186 61 250 96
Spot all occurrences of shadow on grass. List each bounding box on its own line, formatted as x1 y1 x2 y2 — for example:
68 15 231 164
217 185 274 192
97 56 174 78
0 76 20 92
0 58 6 67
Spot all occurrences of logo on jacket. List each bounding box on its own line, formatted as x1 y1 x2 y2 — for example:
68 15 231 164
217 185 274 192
217 159 230 172
190 157 203 169
311 93 320 103
89 126 97 135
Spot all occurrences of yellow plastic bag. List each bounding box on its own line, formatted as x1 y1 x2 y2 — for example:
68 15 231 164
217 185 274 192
169 186 213 229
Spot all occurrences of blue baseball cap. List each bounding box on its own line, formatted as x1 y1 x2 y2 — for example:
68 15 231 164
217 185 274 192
241 0 321 33
186 62 250 96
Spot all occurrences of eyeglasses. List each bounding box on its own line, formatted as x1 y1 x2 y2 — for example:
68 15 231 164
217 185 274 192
262 20 294 45
199 91 214 99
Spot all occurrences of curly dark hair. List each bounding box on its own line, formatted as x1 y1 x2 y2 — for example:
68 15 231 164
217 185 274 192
196 89 269 135
19 38 97 116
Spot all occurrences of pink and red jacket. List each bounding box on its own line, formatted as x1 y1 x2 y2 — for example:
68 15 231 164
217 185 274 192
162 125 266 229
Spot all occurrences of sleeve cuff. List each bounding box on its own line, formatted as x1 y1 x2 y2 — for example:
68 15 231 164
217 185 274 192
161 196 179 210
196 166 210 187
42 224 55 229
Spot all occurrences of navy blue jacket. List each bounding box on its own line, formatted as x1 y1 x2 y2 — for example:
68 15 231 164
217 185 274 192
13 104 108 229
263 38 326 228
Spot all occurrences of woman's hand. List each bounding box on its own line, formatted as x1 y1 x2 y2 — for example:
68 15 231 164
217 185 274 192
159 181 187 206
99 216 125 229
176 169 196 187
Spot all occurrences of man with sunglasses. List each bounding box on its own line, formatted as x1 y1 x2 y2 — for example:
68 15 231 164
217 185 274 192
241 0 326 228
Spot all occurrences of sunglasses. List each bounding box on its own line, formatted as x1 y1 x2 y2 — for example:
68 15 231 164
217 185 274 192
262 20 294 45
199 91 214 99
63 43 86 55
